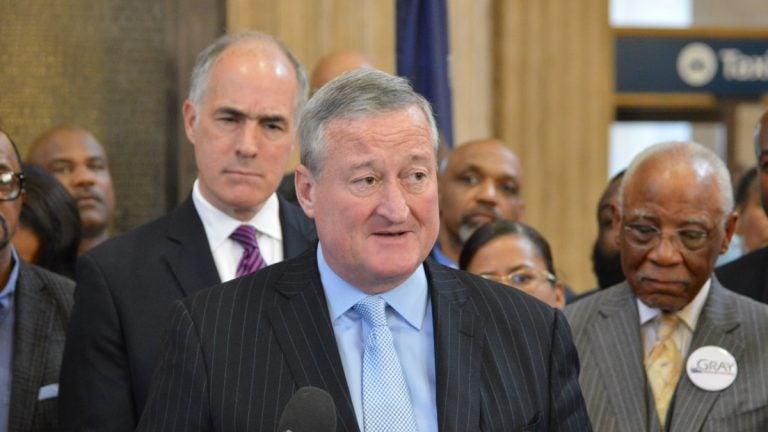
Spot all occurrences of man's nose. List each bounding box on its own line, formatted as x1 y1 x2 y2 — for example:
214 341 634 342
377 182 409 223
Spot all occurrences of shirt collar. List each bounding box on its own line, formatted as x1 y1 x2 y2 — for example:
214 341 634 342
430 243 457 268
192 179 283 248
317 243 429 330
0 249 21 311
637 278 711 331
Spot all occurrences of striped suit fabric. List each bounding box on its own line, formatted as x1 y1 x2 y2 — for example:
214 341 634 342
9 262 75 432
565 278 768 432
137 248 592 431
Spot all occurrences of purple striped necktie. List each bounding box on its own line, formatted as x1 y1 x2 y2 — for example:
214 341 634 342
230 224 267 277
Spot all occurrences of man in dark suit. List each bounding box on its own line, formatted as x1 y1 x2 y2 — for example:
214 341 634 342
0 128 75 431
717 110 768 303
58 31 317 431
137 69 591 431
566 141 768 431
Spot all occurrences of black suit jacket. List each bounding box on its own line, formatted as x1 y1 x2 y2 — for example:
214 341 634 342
716 246 768 303
10 262 74 432
59 196 316 432
137 249 591 431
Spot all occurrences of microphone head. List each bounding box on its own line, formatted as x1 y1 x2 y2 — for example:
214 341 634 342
277 386 337 432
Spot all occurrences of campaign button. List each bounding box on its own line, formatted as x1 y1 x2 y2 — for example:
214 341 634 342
686 345 737 391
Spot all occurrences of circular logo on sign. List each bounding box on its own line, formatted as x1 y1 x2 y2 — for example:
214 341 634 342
677 42 718 87
686 345 737 391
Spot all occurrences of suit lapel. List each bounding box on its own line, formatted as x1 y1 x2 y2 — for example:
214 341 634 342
9 263 51 431
161 197 220 297
591 283 654 432
426 260 484 432
669 280 743 432
268 251 359 432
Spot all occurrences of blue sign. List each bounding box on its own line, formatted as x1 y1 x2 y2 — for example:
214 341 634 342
616 36 768 96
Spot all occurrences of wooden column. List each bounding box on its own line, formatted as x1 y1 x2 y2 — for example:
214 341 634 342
494 0 613 291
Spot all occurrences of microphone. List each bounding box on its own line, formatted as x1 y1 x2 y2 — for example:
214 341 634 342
277 386 337 432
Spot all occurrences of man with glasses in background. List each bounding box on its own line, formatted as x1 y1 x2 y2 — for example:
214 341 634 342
565 141 768 431
0 128 75 431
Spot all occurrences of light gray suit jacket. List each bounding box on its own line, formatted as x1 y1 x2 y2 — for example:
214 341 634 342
9 262 74 431
565 278 768 432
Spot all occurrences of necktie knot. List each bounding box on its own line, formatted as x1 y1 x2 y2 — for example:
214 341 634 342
230 224 258 251
657 313 679 341
229 225 266 277
353 296 388 328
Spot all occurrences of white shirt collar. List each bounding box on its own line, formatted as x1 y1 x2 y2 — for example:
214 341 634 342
637 278 711 332
192 179 283 248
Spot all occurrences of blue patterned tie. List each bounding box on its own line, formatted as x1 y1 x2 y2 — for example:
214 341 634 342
229 225 266 277
353 296 418 432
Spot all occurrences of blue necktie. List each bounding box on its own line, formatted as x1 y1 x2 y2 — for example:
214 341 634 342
353 296 418 432
230 225 266 277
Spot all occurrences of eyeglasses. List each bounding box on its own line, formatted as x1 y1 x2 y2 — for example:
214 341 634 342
0 172 24 201
480 268 557 292
623 223 710 251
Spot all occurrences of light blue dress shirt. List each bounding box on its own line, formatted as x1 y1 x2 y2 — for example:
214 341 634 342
1 250 22 431
318 244 437 432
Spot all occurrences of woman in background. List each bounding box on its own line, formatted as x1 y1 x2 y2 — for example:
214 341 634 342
12 163 81 279
459 220 565 309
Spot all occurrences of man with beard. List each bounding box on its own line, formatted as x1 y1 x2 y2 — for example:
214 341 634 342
434 139 524 267
0 127 75 431
27 125 116 255
590 170 626 290
566 141 768 431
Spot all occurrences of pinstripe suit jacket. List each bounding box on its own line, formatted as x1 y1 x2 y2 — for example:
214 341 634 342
59 196 316 432
9 262 74 432
137 249 591 432
565 279 768 432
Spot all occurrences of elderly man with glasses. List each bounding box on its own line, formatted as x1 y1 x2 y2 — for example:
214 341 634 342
0 128 75 431
565 141 768 432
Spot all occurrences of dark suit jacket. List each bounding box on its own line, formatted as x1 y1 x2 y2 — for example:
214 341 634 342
59 196 316 432
565 279 768 432
137 249 591 432
9 262 74 432
716 246 768 304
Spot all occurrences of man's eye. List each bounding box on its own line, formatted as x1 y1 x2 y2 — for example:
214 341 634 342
458 174 479 185
500 182 519 195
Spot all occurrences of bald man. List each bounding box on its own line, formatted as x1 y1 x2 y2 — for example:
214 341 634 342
309 49 374 94
28 125 115 254
434 138 524 267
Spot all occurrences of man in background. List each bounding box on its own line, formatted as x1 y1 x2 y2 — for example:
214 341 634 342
0 128 75 431
717 110 768 303
59 31 316 431
27 125 115 255
434 138 524 267
590 170 625 290
566 141 768 431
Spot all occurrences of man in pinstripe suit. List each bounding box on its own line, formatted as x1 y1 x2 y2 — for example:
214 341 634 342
138 69 591 431
566 141 768 431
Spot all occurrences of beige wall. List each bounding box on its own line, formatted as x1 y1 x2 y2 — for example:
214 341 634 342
226 0 613 291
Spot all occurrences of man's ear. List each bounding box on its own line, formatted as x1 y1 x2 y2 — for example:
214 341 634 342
294 164 316 219
182 100 198 144
720 211 739 254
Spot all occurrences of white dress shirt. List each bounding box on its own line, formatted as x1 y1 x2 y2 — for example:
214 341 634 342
192 180 283 282
637 279 711 358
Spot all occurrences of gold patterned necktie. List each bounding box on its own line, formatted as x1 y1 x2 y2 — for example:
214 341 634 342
645 313 682 427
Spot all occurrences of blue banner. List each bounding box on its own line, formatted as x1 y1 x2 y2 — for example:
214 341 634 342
396 0 455 147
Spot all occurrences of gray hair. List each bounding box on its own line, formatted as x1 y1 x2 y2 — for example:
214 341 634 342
188 31 308 123
619 141 734 215
299 69 438 176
